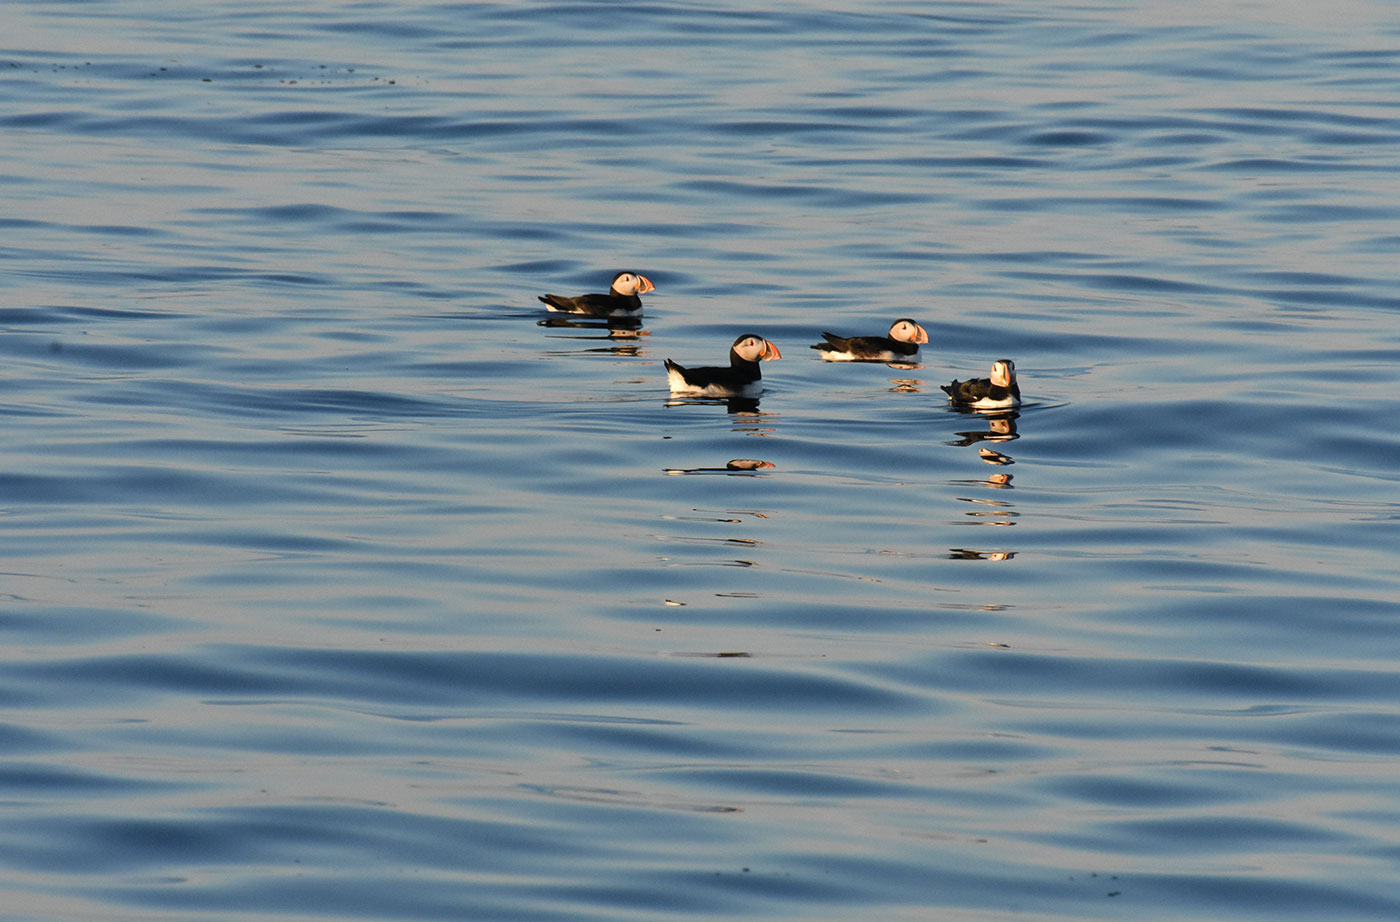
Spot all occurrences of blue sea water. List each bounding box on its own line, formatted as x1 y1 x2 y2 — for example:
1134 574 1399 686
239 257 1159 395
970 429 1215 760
2 2 1399 919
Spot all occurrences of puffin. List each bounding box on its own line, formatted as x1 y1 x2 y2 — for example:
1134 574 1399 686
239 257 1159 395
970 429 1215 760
538 271 655 317
664 334 782 398
941 359 1021 409
811 318 929 362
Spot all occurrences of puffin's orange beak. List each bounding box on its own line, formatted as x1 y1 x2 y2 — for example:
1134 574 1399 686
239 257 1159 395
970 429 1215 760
914 325 930 344
763 341 782 361
636 275 655 294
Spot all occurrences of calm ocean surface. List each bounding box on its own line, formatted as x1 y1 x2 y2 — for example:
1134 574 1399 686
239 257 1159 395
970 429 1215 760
3 2 1399 919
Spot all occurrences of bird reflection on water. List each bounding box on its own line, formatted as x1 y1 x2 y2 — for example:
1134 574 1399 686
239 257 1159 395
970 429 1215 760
947 410 1022 558
536 315 645 334
662 459 776 476
947 548 1016 561
538 316 650 356
950 411 1019 447
663 395 778 423
978 447 1014 466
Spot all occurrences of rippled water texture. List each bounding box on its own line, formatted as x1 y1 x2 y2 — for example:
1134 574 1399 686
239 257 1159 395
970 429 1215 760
2 2 1399 920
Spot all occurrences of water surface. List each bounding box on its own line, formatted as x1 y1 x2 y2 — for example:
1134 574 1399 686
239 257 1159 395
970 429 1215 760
2 2 1399 920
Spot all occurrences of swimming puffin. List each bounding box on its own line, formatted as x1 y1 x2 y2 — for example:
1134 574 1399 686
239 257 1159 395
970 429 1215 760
538 271 655 317
665 334 782 398
811 318 929 362
941 359 1021 409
